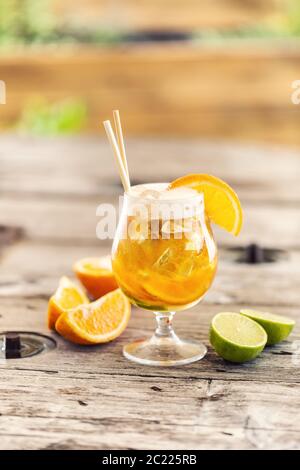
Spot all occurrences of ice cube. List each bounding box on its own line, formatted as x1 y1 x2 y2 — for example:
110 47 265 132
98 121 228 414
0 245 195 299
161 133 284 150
140 189 161 200
128 218 149 243
153 247 171 268
152 246 195 278
161 220 189 238
159 187 199 201
199 212 216 261
176 257 195 277
185 231 204 252
128 183 167 199
152 247 177 276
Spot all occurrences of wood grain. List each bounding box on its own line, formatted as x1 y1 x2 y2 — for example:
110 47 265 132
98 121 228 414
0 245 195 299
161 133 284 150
1 43 300 144
0 301 300 449
0 136 299 449
52 0 281 31
0 241 300 307
0 136 299 202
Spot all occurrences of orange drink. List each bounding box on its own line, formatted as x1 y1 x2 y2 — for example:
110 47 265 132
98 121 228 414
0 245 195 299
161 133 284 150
112 183 218 366
112 193 217 311
103 112 242 367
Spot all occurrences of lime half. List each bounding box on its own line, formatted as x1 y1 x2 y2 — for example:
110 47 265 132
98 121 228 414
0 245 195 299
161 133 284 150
210 312 267 363
240 309 295 345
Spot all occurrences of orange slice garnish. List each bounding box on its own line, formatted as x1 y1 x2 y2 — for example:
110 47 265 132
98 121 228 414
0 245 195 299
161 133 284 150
47 276 89 330
169 174 243 236
73 256 118 300
55 289 131 345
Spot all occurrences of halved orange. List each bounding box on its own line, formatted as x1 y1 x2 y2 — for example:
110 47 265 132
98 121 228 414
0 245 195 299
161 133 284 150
55 288 131 345
47 276 89 330
169 174 243 236
73 256 118 299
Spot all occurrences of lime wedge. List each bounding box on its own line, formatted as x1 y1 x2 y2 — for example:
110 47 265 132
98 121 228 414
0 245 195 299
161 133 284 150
210 312 267 363
240 309 295 345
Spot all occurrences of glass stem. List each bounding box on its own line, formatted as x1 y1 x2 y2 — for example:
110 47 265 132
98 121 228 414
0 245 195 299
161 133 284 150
154 312 178 341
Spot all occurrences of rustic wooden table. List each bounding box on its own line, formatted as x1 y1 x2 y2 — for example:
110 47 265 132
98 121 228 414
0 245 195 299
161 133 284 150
0 135 299 450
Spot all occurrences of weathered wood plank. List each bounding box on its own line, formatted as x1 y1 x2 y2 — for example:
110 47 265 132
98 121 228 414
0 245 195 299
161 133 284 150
1 44 300 144
0 241 299 307
0 135 299 450
0 297 299 385
1 137 299 202
2 44 299 99
52 0 280 31
1 196 299 248
1 427 300 450
0 370 300 449
1 368 300 432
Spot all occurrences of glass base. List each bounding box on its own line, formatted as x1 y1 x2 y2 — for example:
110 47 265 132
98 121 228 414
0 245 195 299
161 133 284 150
123 335 207 366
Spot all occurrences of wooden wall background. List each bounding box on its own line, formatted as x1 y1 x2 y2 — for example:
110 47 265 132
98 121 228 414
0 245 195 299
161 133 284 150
1 0 299 146
52 0 283 31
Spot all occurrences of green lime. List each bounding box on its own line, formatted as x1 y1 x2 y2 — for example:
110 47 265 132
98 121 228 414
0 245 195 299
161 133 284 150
240 309 295 345
210 312 267 363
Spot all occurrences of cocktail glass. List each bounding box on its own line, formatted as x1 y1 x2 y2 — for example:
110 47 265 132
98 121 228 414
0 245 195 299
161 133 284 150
112 183 217 366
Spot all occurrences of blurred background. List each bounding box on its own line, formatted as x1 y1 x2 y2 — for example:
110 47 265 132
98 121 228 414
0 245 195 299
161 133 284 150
0 0 300 145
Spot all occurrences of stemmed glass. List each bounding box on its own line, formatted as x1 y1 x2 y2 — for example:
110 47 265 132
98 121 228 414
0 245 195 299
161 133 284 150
112 183 217 366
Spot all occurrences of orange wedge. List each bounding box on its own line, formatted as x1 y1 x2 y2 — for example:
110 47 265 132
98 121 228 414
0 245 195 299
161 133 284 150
73 256 118 299
47 276 89 330
169 174 243 236
55 288 131 345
